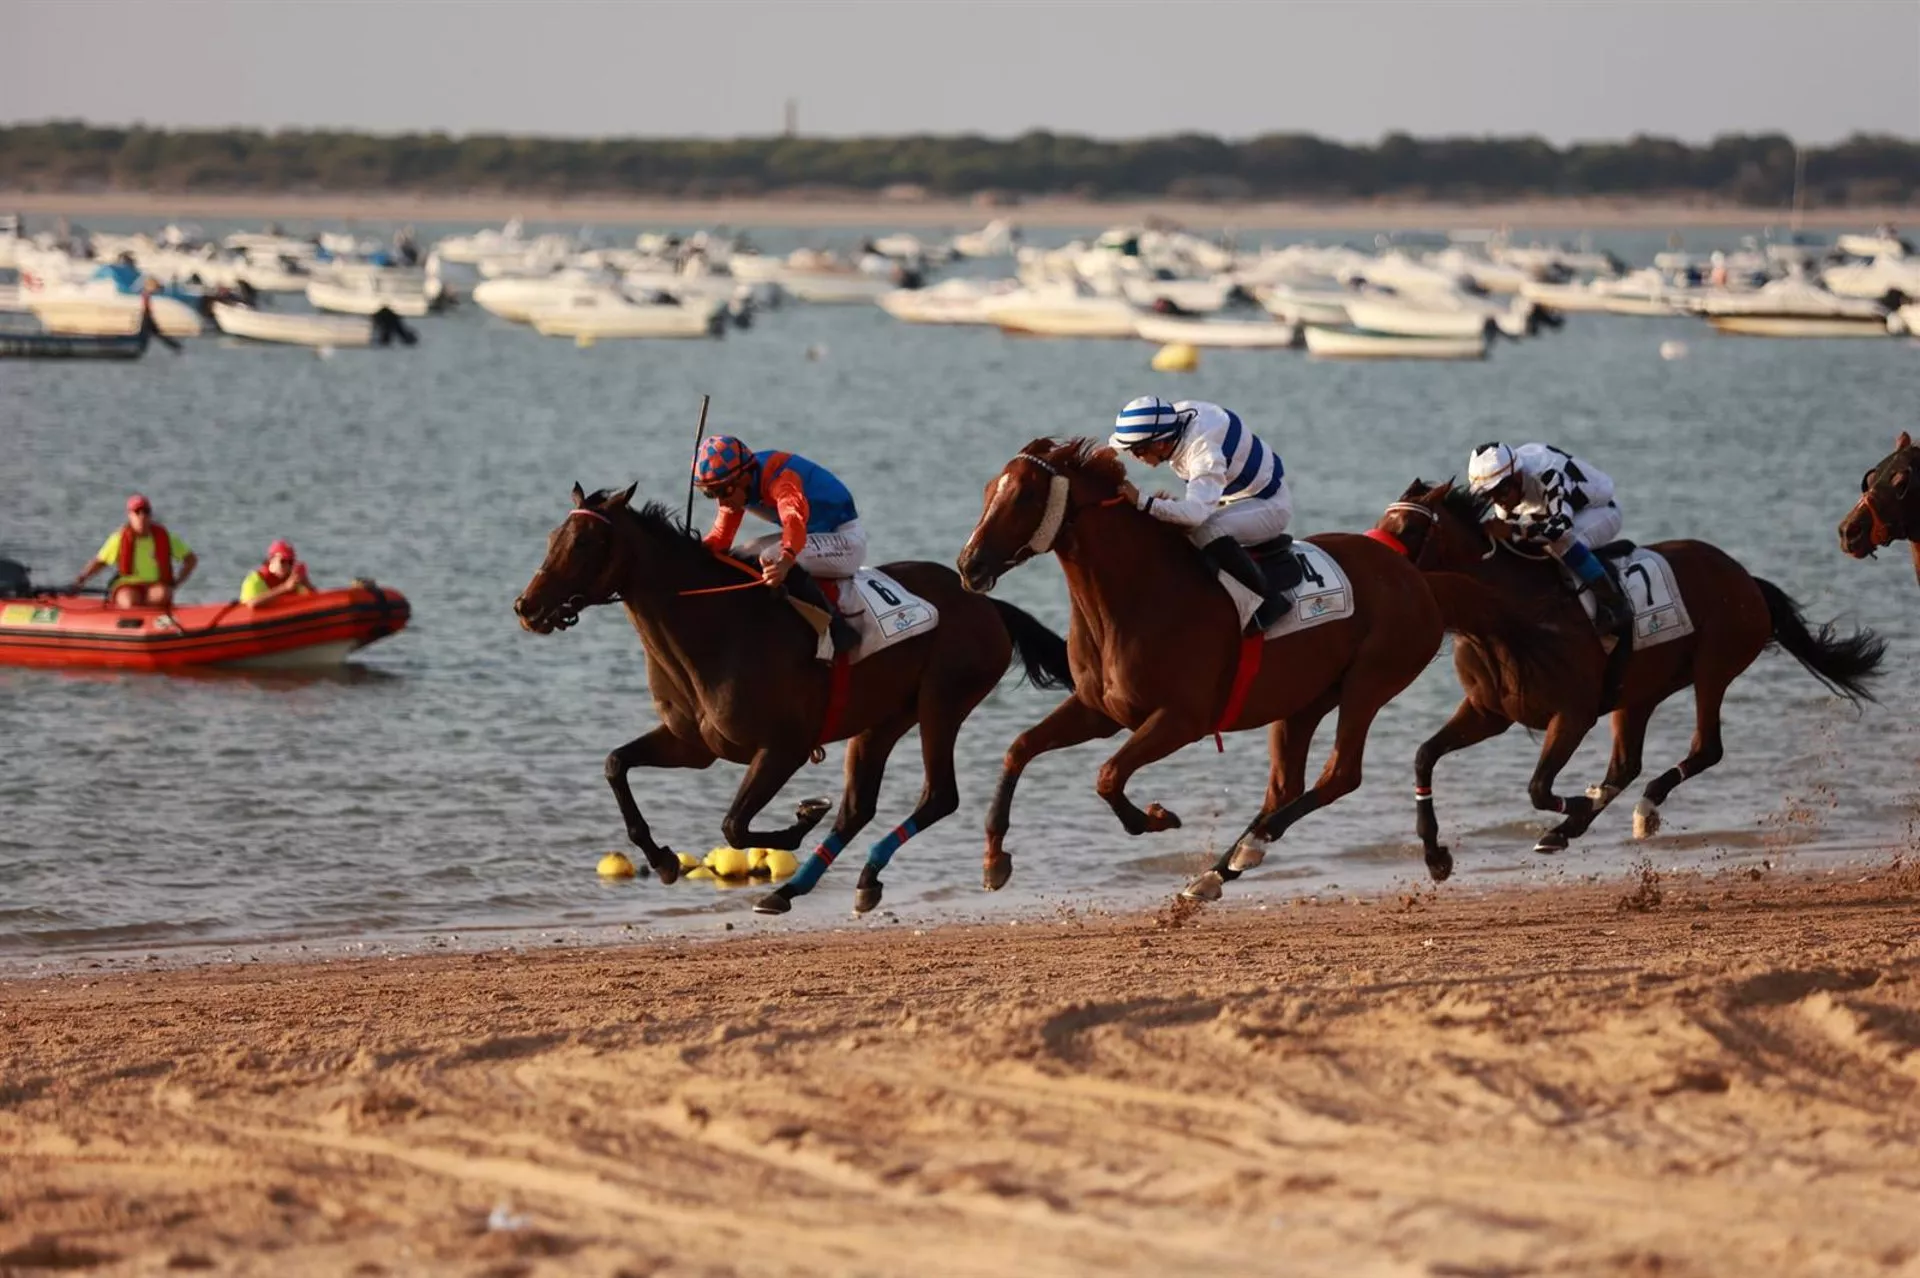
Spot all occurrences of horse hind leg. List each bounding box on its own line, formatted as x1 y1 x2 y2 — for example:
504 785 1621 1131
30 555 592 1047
1549 701 1652 843
852 698 970 915
756 718 908 915
1215 694 1333 879
1634 678 1727 839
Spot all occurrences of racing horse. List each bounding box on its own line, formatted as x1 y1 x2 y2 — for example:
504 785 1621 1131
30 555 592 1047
956 439 1445 901
515 483 1074 915
1839 429 1920 582
1378 479 1884 878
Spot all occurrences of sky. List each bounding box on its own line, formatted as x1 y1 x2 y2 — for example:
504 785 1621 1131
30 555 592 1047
5 0 1917 144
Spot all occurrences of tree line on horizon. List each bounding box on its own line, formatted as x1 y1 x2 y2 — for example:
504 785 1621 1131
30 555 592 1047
1 122 1915 205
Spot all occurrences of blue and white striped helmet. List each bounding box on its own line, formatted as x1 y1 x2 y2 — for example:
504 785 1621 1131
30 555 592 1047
1110 396 1183 451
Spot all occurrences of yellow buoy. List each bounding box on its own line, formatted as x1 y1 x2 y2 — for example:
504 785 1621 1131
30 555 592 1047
1151 342 1199 373
705 846 753 879
686 866 718 881
596 852 637 879
675 850 702 872
762 848 800 880
747 847 772 873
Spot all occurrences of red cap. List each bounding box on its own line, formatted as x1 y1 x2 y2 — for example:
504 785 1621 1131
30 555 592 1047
267 539 296 561
127 493 151 513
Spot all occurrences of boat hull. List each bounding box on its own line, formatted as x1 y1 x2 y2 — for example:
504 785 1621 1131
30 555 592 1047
1133 315 1299 348
211 302 381 347
0 585 410 671
306 281 431 318
29 295 204 337
1705 314 1893 338
1304 326 1487 360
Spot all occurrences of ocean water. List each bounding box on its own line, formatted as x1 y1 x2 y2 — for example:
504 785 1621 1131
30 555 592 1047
4 220 1918 970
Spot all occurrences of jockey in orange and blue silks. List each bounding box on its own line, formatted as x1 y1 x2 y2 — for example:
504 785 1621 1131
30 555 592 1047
694 434 864 653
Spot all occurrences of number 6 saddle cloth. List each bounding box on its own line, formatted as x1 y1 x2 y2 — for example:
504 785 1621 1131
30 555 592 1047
1216 539 1356 640
786 567 940 663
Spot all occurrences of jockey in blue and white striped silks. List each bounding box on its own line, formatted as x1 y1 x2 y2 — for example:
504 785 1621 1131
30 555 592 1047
1110 397 1293 549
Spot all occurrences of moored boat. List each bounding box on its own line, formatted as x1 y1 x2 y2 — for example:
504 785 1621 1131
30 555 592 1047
1133 313 1300 348
0 579 411 670
211 302 416 348
1303 325 1488 360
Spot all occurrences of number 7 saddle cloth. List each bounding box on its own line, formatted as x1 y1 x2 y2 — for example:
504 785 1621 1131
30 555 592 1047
785 567 940 663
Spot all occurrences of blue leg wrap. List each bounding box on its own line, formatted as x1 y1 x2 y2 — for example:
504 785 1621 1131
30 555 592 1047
789 830 847 893
863 818 921 872
1562 540 1605 584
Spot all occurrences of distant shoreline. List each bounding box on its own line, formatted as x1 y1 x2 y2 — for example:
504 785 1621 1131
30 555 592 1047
4 188 1910 231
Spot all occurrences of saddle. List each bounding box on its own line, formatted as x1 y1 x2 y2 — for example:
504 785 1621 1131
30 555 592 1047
1251 535 1306 596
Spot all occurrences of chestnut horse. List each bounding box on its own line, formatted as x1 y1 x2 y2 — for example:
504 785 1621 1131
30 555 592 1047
515 484 1073 915
1839 429 1920 582
955 439 1444 901
1378 480 1884 877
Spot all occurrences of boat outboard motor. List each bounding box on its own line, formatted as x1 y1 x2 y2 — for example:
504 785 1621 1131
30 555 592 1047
370 306 419 348
0 558 34 599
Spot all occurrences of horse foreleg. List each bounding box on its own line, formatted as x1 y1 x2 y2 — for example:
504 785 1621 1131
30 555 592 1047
1551 701 1653 842
605 725 718 883
1412 700 1512 881
1526 710 1599 854
1096 708 1202 836
1212 695 1334 881
758 719 909 915
985 696 1120 891
1633 677 1727 840
852 704 968 916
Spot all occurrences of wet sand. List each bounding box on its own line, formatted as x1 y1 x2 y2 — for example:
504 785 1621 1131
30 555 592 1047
3 189 1904 230
4 862 1919 1277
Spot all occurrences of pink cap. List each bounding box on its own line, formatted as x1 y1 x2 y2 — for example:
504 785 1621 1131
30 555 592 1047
267 539 296 561
127 493 151 513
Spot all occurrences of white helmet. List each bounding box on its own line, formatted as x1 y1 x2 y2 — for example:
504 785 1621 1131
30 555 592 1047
1110 395 1183 452
1467 441 1517 495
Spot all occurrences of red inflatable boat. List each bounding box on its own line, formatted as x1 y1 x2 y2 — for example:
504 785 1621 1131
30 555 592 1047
0 582 410 671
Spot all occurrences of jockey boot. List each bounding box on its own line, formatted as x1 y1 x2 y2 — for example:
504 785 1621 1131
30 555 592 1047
784 565 859 656
1587 569 1632 638
1202 536 1290 633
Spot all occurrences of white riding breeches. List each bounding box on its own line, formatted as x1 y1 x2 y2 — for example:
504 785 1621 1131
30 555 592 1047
1187 493 1293 548
743 518 868 579
1545 502 1622 558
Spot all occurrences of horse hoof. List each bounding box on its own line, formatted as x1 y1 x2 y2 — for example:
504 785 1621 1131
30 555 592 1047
854 881 882 914
1180 871 1224 902
650 852 681 886
795 798 831 823
1425 846 1453 882
1226 840 1267 873
1633 799 1661 840
984 852 1012 892
753 891 792 915
1144 804 1183 833
1533 831 1568 855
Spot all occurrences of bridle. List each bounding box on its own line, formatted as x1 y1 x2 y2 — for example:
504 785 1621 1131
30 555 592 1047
1371 498 1499 564
524 507 623 627
1849 473 1908 552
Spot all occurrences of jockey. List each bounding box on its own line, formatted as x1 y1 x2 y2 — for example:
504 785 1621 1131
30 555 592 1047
1109 396 1294 631
694 434 863 655
1467 441 1630 634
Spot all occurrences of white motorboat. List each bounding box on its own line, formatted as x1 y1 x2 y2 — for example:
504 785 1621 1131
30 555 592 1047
434 219 530 265
1133 314 1299 348
1342 297 1494 340
528 292 723 339
877 278 1013 325
1119 275 1234 314
1835 229 1910 260
29 292 204 338
1519 280 1615 314
210 302 414 348
980 284 1140 338
305 276 434 318
778 269 898 304
1254 282 1353 327
472 270 620 323
1822 255 1920 301
951 218 1019 258
1694 275 1891 336
1303 326 1487 360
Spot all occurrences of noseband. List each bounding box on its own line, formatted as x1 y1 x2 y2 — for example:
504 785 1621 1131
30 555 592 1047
526 507 623 626
1849 483 1904 550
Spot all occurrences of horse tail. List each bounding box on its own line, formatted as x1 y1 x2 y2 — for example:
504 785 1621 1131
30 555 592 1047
989 598 1075 691
1754 578 1886 706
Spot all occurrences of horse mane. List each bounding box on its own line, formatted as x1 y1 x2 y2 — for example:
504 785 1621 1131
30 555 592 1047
620 497 699 543
1435 482 1484 525
1020 437 1126 489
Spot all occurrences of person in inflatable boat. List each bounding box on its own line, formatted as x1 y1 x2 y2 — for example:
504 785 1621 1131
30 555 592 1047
240 539 315 607
74 493 197 608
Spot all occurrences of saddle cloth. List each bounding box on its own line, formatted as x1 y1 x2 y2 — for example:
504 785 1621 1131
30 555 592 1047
1217 538 1354 639
1578 545 1694 650
790 566 940 663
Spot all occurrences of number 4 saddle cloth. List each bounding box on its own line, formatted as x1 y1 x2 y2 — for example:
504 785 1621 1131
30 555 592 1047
1215 538 1356 639
787 567 940 663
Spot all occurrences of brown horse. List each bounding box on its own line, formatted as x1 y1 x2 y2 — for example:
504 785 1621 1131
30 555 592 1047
1839 429 1920 582
1378 480 1885 878
955 439 1444 901
514 484 1074 915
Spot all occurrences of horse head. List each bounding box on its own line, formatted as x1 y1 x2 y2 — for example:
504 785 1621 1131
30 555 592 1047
1376 478 1490 570
1839 431 1920 581
515 481 638 633
957 438 1124 593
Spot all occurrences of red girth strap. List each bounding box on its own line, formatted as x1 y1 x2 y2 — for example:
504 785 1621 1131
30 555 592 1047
1363 526 1408 556
1212 634 1265 752
118 523 173 586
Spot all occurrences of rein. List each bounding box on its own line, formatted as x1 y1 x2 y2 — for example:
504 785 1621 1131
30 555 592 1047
678 554 765 597
1850 486 1903 551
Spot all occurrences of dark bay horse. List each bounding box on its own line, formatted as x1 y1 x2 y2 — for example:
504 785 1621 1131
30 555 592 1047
1839 429 1920 582
1378 480 1884 877
955 439 1444 901
514 484 1073 915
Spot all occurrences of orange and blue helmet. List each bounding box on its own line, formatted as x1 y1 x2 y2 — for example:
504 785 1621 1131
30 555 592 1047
693 435 754 488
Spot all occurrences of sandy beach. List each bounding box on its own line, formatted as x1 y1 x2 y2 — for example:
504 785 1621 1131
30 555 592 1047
3 189 1908 230
4 861 1918 1276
